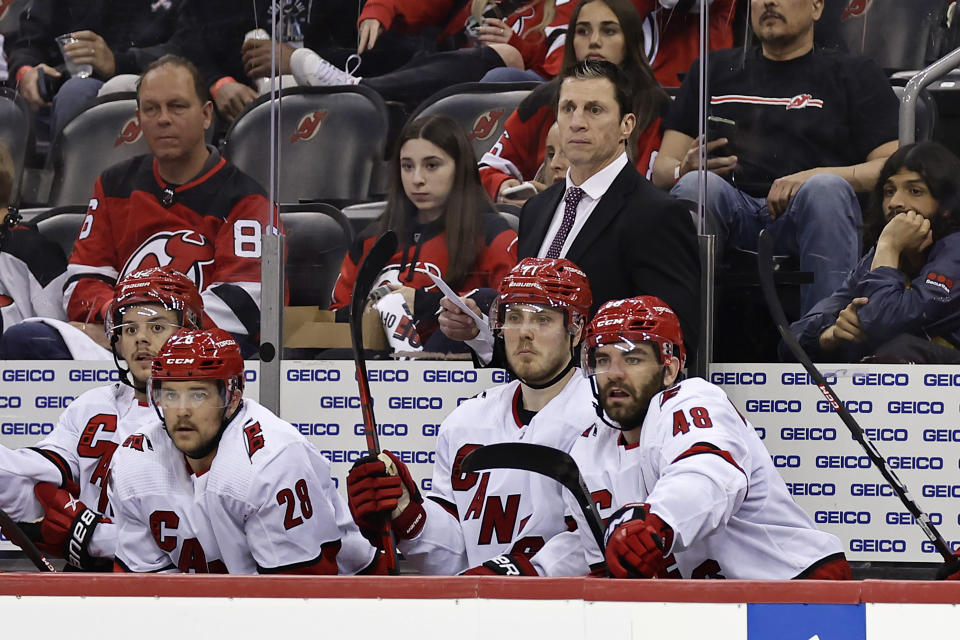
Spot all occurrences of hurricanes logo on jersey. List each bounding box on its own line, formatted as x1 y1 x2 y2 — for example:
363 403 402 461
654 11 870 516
115 117 144 147
469 109 505 142
291 110 329 143
841 0 871 20
120 230 216 290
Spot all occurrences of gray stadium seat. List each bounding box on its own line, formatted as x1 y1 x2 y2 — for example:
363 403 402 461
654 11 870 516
222 86 389 206
408 82 540 159
891 85 939 143
0 87 34 205
0 0 31 36
839 0 945 71
34 206 87 259
279 204 353 307
341 200 385 236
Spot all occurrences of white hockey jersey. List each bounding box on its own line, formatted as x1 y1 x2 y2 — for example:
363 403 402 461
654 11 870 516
400 372 598 575
111 399 375 574
566 377 844 579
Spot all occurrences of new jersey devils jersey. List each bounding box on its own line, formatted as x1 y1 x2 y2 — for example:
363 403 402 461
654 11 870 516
112 399 376 574
400 372 597 574
64 152 274 341
568 377 843 579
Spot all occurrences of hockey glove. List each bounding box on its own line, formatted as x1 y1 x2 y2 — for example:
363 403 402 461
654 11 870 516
461 553 539 576
937 550 960 580
603 503 674 579
34 482 102 570
347 450 425 540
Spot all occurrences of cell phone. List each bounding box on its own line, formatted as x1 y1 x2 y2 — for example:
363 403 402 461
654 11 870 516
36 67 66 103
501 181 538 199
706 115 737 157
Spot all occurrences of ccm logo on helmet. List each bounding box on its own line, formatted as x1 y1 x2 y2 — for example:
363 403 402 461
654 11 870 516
167 358 195 365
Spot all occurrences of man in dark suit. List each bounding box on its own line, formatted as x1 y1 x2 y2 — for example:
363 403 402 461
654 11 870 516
440 60 700 357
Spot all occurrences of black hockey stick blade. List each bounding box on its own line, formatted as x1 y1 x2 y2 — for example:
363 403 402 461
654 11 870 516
0 509 57 572
757 229 953 561
462 442 607 559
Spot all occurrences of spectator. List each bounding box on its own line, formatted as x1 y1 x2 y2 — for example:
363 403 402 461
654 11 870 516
6 0 186 136
652 0 899 314
480 0 670 205
0 55 275 358
532 122 570 187
288 0 558 106
787 142 960 364
640 0 737 87
330 114 517 353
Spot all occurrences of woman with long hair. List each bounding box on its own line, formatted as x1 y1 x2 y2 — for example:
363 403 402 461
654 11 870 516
787 141 960 363
479 0 670 203
331 115 518 351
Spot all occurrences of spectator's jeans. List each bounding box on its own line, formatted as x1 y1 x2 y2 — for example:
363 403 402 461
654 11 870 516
480 67 545 83
672 171 862 314
51 77 104 137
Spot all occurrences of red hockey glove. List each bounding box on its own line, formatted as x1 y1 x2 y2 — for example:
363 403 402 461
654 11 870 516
347 450 425 540
461 553 539 576
603 503 674 579
937 550 960 580
34 482 102 570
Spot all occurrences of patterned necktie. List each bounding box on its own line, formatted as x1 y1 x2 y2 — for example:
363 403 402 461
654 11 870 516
546 186 584 259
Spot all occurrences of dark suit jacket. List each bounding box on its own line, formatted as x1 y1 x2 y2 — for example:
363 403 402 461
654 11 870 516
519 162 701 354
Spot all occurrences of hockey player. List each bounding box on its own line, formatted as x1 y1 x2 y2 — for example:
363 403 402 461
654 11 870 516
110 328 377 574
571 296 849 579
346 257 597 575
0 267 203 570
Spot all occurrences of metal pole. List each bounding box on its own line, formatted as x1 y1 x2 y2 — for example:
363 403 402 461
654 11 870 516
899 46 960 146
694 0 715 378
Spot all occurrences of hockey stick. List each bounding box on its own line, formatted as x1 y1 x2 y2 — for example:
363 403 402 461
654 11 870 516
462 442 607 560
0 508 57 572
757 229 953 561
349 230 399 573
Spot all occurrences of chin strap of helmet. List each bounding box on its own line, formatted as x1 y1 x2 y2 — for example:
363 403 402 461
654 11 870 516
589 363 672 431
183 394 243 461
110 333 143 393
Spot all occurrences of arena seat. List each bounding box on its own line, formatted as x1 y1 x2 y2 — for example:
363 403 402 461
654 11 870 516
495 203 521 231
33 206 88 259
891 85 939 142
341 200 385 237
839 0 946 71
0 87 34 205
0 0 30 36
278 204 353 307
222 86 389 206
407 82 540 159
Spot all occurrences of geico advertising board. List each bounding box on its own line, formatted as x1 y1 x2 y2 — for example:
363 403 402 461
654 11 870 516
1 361 958 563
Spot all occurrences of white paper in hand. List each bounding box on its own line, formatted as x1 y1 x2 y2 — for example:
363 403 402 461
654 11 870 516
428 273 494 343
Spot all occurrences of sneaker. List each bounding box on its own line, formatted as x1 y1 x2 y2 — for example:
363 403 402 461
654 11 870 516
290 48 361 87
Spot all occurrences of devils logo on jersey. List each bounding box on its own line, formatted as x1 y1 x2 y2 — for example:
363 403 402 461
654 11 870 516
469 109 505 142
119 230 216 290
115 117 144 147
0 0 14 20
376 262 443 291
841 0 871 20
291 110 329 143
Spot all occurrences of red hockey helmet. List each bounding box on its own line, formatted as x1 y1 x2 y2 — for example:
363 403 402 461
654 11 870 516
581 296 686 374
106 267 204 336
150 328 245 408
490 257 592 333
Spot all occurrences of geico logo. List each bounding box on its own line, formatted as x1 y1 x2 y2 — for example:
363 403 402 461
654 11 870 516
0 396 21 408
1 422 54 435
492 370 510 383
850 539 906 553
744 399 801 413
34 396 74 409
422 423 440 437
816 399 873 414
815 510 870 525
923 540 960 554
421 478 432 491
319 396 361 409
851 483 894 497
320 449 374 463
861 428 907 442
888 401 943 414
244 370 257 382
816 455 871 469
294 423 340 436
852 372 909 386
781 427 836 441
886 511 942 526
922 485 960 498
709 372 767 385
888 456 943 470
781 372 837 385
785 482 835 496
68 369 119 382
754 427 766 440
922 429 960 442
924 373 960 386
423 370 477 383
389 397 442 410
4 369 55 382
364 369 408 382
287 369 341 382
771 455 801 468
354 423 408 436
390 450 436 464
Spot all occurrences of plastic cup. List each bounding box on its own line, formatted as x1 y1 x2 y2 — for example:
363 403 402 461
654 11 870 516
55 34 93 79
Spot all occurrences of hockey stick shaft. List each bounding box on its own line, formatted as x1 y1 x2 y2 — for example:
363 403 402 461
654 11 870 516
0 508 57 572
757 230 952 560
